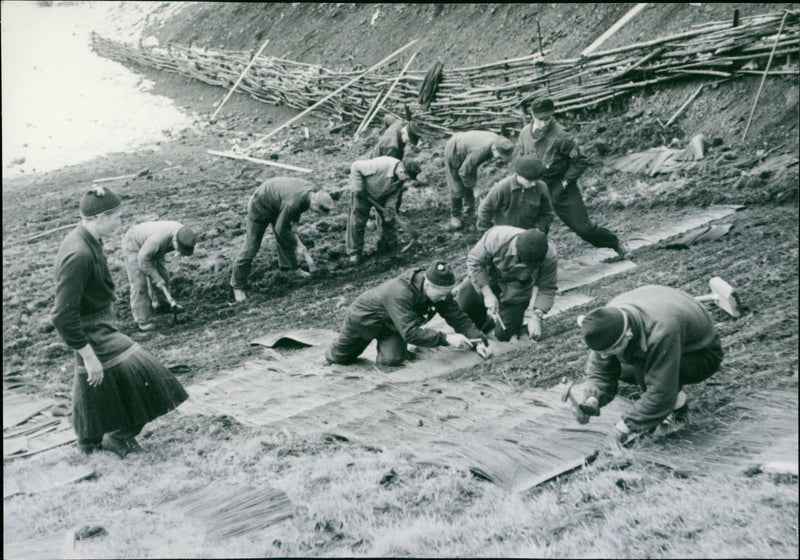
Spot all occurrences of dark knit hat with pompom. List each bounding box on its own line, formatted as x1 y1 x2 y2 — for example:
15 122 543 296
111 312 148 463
80 186 122 218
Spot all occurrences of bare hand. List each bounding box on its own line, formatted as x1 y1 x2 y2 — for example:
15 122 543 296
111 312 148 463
475 341 493 359
483 291 499 317
446 333 474 349
84 353 104 387
527 314 542 340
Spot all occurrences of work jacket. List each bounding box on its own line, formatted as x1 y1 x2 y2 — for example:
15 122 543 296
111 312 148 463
516 119 589 188
249 177 316 261
583 285 722 432
477 174 554 233
345 268 483 347
52 225 116 349
467 225 557 311
444 130 502 190
123 221 183 290
350 156 405 215
369 116 408 160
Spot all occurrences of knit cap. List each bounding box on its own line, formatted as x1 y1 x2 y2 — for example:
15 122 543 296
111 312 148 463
176 226 197 256
515 228 548 264
531 97 556 118
80 186 122 218
401 157 421 180
492 137 514 159
581 307 627 351
425 261 456 288
406 122 422 145
514 156 546 180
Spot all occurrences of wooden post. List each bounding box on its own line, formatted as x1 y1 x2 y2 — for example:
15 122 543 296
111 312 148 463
248 40 417 150
354 52 417 141
207 150 312 173
536 20 544 57
742 11 788 141
580 3 649 57
211 38 270 120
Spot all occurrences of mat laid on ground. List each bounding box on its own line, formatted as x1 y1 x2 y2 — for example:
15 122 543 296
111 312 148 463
635 378 798 476
250 328 339 348
4 464 95 499
4 389 77 460
159 482 294 540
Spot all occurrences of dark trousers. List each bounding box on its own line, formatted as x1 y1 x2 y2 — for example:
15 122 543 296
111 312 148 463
549 181 620 250
621 336 724 388
326 320 407 366
454 277 530 341
230 211 297 289
346 192 398 256
79 423 144 451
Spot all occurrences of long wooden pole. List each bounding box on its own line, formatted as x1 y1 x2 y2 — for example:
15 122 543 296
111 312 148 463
354 51 417 141
211 38 270 120
353 92 383 140
742 11 788 141
665 84 704 127
581 4 649 57
248 39 417 150
207 150 312 173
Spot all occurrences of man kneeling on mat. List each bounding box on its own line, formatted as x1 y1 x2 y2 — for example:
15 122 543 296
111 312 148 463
326 261 493 366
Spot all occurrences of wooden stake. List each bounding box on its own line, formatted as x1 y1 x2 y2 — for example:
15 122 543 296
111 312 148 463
248 40 417 149
743 11 788 141
207 150 312 173
26 223 76 243
211 38 270 120
353 92 383 139
665 84 704 127
354 52 417 141
536 20 544 57
581 3 649 57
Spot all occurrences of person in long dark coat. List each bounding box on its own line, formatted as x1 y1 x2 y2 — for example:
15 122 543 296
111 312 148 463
51 186 188 458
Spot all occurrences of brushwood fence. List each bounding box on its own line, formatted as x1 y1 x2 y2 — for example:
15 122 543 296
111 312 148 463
91 10 799 139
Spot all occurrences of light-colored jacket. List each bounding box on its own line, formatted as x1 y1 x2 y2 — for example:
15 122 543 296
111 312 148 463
123 221 182 289
467 225 557 311
350 156 402 200
444 130 502 190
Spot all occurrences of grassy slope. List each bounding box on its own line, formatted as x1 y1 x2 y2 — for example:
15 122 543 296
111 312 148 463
3 3 799 558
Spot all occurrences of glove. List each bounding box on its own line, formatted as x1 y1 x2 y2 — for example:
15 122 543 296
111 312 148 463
579 395 600 417
475 341 493 359
610 419 632 444
482 289 499 317
527 312 543 340
445 333 474 349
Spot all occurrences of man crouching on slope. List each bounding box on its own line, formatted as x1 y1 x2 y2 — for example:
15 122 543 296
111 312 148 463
326 261 493 367
568 285 724 443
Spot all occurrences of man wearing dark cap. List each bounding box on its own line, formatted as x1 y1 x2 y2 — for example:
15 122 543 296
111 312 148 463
230 177 334 302
346 155 421 264
443 130 515 231
455 226 557 341
518 97 629 259
477 156 554 234
569 285 724 443
52 187 187 457
370 115 422 161
123 220 198 331
326 261 493 366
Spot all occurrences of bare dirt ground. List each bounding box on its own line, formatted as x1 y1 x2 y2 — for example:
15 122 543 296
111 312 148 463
3 3 798 557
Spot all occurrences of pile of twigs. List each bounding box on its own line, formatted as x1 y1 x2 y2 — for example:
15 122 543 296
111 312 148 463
91 10 798 138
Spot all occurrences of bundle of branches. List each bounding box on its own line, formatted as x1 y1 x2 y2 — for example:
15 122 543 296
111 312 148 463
91 10 799 138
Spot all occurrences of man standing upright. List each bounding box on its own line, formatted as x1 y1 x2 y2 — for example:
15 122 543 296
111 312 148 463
443 130 515 231
518 97 629 259
123 220 197 331
346 155 421 264
230 177 334 302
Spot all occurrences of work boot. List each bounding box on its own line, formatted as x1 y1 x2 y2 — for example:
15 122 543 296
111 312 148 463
614 240 631 260
348 254 361 265
294 268 312 279
126 438 143 454
101 434 129 459
463 210 476 232
448 216 463 231
233 288 247 303
137 322 156 332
